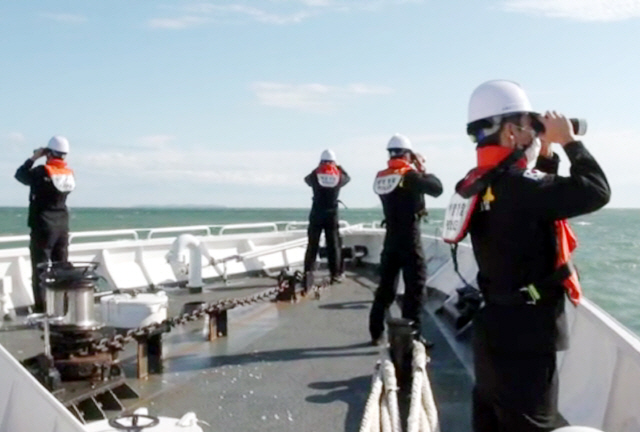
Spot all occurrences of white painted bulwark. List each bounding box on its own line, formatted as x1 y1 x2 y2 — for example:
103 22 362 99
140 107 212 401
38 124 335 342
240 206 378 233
0 343 86 432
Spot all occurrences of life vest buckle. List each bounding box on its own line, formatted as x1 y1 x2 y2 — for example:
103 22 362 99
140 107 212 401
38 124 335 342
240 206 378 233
519 284 541 305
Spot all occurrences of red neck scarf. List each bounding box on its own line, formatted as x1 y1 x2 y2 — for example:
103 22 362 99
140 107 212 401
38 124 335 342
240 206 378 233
44 158 73 177
476 145 527 169
376 158 413 177
317 162 339 175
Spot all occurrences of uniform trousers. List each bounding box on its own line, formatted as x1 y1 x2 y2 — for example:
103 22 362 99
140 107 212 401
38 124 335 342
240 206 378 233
472 327 568 432
29 227 69 313
369 236 427 339
304 216 341 277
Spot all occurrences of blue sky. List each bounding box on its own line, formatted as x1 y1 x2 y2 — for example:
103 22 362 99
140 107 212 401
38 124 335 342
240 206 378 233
1 0 638 208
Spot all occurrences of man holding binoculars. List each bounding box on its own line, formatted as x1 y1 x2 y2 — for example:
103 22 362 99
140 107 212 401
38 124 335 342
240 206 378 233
15 136 75 313
443 80 610 432
369 133 443 346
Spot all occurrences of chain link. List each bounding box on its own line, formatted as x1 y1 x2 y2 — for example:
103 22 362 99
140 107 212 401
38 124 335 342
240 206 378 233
88 277 328 354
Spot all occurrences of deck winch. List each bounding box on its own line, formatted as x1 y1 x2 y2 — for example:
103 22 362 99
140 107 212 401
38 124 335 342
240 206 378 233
38 262 117 381
24 262 140 423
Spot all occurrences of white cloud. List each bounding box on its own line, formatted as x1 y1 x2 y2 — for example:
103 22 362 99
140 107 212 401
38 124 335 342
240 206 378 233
41 13 87 24
2 132 28 153
78 147 310 187
211 5 312 24
5 132 26 144
251 81 393 111
148 0 422 28
136 135 176 149
148 16 209 29
501 0 640 21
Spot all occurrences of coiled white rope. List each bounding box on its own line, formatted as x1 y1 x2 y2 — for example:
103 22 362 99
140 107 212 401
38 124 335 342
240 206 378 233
359 359 401 432
359 342 439 432
407 341 439 432
359 361 383 432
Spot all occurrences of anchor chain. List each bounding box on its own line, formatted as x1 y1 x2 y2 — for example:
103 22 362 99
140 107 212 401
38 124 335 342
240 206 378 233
84 271 329 355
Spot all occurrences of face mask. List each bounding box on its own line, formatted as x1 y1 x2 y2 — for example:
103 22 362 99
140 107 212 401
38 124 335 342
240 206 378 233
524 138 541 167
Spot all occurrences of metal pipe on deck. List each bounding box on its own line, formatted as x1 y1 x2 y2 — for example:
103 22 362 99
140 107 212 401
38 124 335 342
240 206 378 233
166 234 214 293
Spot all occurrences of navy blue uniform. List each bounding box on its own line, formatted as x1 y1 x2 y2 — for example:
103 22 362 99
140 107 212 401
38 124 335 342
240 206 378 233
369 167 442 340
304 166 350 279
468 142 610 431
15 158 73 312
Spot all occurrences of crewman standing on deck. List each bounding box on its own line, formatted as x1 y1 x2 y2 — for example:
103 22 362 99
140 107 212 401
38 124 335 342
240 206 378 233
444 80 610 431
15 136 76 313
369 134 443 346
303 149 350 286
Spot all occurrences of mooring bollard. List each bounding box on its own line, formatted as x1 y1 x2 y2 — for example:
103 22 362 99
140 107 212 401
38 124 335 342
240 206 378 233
387 317 416 431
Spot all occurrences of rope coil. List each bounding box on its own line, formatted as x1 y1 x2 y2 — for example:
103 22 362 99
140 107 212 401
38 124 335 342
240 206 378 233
360 342 439 432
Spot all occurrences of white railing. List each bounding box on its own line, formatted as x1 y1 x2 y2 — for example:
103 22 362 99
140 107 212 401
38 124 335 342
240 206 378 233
218 223 279 235
0 235 29 244
147 225 212 239
69 229 139 243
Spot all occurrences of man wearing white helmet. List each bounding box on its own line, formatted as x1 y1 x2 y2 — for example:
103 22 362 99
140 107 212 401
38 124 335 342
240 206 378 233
369 134 442 346
15 136 76 313
303 149 350 285
443 80 610 431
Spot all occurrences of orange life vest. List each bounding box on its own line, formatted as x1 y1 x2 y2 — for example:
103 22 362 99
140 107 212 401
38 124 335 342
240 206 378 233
44 158 75 193
556 220 581 305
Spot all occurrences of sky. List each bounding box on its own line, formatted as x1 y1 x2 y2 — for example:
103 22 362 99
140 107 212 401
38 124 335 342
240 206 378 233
1 0 639 208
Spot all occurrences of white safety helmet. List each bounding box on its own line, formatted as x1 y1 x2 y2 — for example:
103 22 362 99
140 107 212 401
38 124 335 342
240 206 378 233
467 80 534 124
320 149 336 163
387 133 412 151
552 427 604 432
47 136 70 154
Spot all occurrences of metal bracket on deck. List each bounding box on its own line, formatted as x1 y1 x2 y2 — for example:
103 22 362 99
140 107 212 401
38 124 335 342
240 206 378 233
275 269 302 302
207 310 228 341
65 380 140 423
135 329 164 379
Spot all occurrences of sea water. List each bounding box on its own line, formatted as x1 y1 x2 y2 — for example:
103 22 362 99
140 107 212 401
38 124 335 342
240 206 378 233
0 207 638 336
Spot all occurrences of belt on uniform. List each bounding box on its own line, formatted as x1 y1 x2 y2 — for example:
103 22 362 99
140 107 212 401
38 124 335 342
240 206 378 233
483 264 572 306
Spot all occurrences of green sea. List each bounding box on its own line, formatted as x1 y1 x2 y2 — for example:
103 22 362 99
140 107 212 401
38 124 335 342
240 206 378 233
1 207 639 336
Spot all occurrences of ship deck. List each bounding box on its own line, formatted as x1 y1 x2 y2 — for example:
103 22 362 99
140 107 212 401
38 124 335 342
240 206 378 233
0 267 473 432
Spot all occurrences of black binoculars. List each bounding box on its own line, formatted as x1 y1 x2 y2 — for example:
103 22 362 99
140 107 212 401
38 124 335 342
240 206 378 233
531 116 587 136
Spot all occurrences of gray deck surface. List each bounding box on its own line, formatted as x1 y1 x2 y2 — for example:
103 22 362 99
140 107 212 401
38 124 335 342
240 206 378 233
0 269 473 432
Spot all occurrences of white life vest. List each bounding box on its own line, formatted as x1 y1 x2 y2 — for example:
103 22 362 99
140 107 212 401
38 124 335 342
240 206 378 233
44 160 76 193
317 172 340 188
442 192 478 243
373 160 413 196
373 173 403 195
